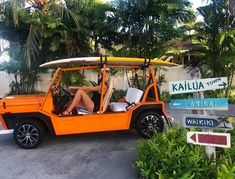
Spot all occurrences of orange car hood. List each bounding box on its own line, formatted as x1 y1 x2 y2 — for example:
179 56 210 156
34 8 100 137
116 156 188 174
0 94 45 113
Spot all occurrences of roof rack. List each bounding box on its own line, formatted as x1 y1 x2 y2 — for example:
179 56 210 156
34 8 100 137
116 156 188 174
100 56 108 67
141 58 152 69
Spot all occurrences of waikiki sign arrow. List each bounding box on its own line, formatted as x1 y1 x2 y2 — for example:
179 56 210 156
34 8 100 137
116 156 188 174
169 98 228 110
183 115 233 130
169 77 228 94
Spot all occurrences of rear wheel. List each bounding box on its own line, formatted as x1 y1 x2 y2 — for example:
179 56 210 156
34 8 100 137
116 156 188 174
136 111 164 138
13 120 46 149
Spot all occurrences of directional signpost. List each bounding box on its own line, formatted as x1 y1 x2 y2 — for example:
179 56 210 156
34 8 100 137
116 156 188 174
183 115 233 130
187 132 231 148
168 76 231 159
169 77 227 94
169 98 228 110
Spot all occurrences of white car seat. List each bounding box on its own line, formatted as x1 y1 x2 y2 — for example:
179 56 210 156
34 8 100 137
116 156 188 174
102 77 114 113
110 88 143 112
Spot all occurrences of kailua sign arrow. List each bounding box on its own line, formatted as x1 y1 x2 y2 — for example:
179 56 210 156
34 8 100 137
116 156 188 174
183 115 233 130
169 98 228 110
169 77 228 94
187 132 231 148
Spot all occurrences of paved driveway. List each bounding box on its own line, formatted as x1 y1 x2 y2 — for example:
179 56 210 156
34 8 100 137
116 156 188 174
0 104 234 179
0 131 139 179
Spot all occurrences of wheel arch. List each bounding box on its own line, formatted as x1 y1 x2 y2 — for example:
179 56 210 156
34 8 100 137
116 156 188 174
130 104 166 128
2 112 55 135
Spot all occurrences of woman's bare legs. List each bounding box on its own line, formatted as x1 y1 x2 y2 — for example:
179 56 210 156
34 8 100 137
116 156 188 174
63 89 94 115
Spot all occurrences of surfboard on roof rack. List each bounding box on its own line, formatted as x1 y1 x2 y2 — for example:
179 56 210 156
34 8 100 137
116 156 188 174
39 57 178 68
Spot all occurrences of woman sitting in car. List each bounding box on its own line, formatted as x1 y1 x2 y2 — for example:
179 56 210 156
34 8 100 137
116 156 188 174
63 68 110 115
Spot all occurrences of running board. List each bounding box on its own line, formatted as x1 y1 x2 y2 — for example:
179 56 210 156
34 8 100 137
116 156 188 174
0 129 13 135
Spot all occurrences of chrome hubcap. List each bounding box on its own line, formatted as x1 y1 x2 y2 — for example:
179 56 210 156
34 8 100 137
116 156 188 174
140 115 160 137
17 124 39 146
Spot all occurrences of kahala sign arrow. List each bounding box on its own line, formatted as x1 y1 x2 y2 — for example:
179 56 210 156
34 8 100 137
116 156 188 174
183 115 233 130
187 132 231 148
169 77 228 94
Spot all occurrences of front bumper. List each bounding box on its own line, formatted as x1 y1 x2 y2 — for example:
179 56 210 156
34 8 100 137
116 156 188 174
0 129 13 135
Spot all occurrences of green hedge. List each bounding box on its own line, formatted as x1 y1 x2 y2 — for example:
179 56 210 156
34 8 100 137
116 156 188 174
110 89 126 102
136 127 235 179
160 91 193 103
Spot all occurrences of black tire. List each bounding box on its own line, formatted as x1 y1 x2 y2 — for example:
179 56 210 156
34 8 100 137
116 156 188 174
136 111 164 138
13 120 46 149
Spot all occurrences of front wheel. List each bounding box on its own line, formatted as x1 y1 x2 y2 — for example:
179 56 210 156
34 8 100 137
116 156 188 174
136 111 164 138
13 120 46 149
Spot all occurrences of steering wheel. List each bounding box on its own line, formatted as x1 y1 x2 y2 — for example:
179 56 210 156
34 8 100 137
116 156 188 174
51 85 73 97
59 86 74 96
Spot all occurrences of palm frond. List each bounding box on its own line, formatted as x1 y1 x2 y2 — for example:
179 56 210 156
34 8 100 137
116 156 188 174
0 0 19 26
25 24 40 68
12 0 18 26
47 2 80 28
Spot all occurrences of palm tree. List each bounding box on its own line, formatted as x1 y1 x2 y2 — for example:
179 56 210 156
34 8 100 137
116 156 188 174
0 0 114 93
109 0 195 58
0 0 81 93
193 0 235 93
1 0 80 68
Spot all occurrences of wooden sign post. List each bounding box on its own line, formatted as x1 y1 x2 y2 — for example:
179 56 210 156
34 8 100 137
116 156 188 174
169 75 231 159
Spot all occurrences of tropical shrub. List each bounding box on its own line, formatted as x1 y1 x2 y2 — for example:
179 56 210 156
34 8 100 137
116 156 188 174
136 125 235 178
136 127 215 178
110 89 126 102
61 70 91 87
160 91 171 102
216 123 235 163
217 156 235 179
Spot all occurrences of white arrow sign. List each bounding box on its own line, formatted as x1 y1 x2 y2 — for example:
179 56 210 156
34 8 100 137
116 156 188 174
187 132 231 148
169 77 227 94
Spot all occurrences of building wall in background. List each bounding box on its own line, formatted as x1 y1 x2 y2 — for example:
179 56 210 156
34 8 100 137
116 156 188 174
0 71 14 97
161 65 191 91
1 67 235 97
34 70 130 92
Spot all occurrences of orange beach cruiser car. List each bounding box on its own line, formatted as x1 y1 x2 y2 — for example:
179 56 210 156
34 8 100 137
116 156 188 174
0 57 177 149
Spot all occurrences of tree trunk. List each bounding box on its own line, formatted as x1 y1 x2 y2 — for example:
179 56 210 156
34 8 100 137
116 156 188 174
126 70 131 87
